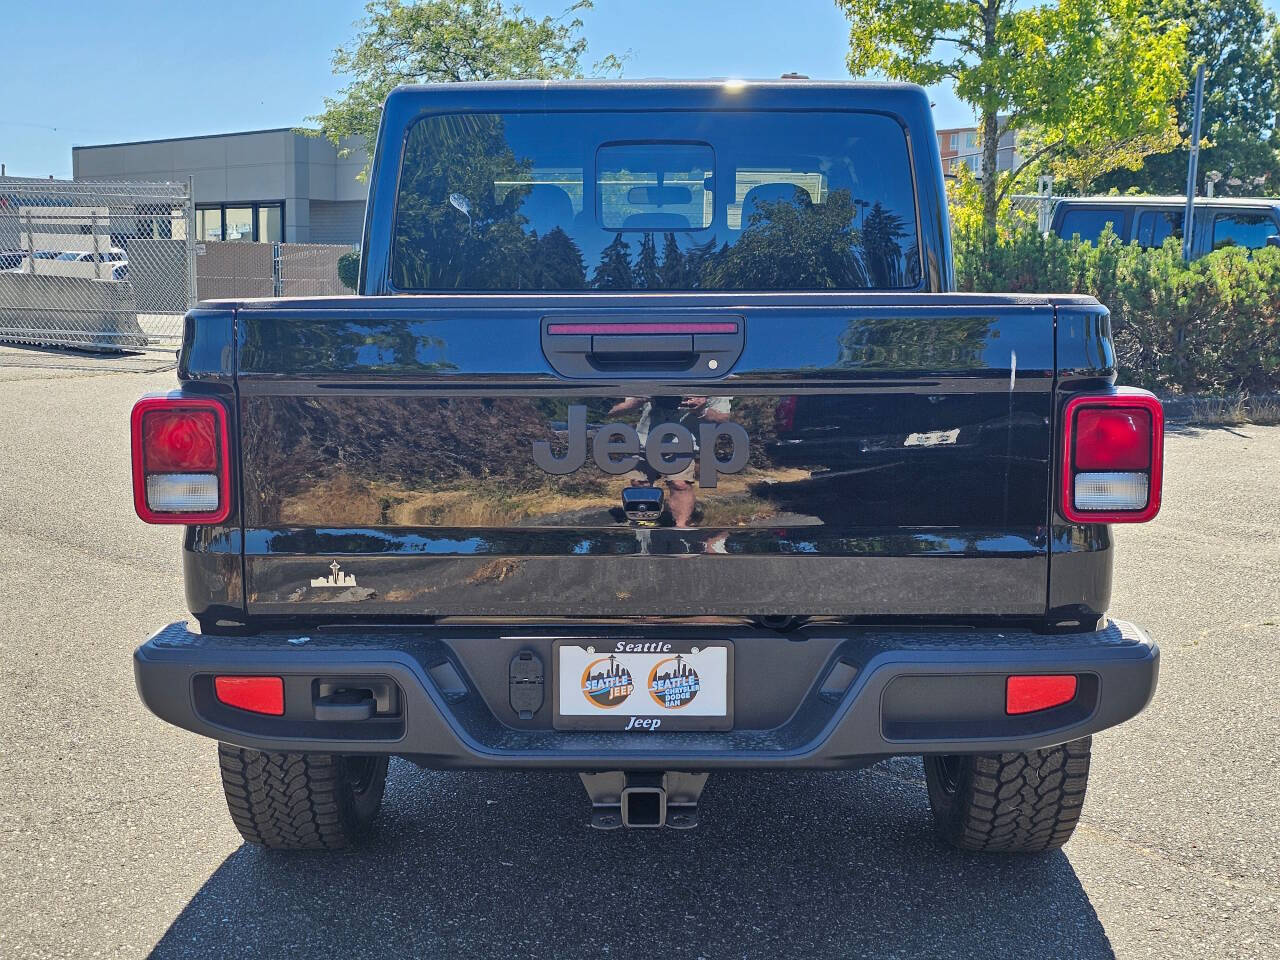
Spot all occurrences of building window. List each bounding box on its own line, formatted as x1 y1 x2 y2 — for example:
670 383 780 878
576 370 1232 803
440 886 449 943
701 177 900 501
224 206 254 242
257 204 283 244
949 133 958 152
195 202 285 243
196 207 223 242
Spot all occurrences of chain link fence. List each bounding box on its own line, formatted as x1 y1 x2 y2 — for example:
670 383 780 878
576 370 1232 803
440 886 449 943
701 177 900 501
1008 193 1060 233
195 242 355 301
2 177 357 355
0 176 193 351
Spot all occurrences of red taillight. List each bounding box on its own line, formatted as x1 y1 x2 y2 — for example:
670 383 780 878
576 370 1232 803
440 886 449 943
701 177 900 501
214 676 284 715
1074 407 1152 470
1061 389 1163 523
131 395 231 524
1006 675 1078 715
142 409 217 472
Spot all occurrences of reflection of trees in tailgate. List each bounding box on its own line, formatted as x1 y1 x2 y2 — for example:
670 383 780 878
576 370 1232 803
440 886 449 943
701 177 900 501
242 395 798 527
242 396 569 525
837 314 994 370
242 320 458 374
721 396 781 470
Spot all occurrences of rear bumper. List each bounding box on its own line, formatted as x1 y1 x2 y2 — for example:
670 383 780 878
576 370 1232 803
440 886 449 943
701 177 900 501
134 620 1158 769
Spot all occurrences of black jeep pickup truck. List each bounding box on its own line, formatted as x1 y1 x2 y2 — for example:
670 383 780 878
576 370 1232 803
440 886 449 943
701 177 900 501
132 80 1162 853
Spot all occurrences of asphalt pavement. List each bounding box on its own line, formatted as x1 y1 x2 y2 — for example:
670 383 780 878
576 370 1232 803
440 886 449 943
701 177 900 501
0 347 1276 959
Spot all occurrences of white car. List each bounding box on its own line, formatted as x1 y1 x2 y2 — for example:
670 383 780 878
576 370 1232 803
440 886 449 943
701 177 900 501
54 248 126 263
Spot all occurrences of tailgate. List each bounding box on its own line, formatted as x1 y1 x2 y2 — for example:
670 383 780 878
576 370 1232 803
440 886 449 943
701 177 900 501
235 294 1056 618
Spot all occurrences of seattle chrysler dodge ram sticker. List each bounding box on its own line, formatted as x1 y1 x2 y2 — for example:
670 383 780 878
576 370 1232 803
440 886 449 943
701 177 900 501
648 655 701 708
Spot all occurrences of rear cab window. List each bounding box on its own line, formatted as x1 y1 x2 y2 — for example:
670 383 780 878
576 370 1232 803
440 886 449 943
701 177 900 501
390 111 923 291
1056 207 1129 245
1212 210 1280 250
1135 210 1183 248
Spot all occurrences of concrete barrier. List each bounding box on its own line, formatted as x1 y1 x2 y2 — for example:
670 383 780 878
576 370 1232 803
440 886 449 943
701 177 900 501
0 271 147 351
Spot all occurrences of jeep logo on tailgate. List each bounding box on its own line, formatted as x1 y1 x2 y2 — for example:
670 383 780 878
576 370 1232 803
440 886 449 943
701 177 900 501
532 405 748 488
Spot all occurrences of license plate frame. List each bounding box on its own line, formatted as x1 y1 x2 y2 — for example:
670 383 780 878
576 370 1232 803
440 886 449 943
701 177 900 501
552 639 734 731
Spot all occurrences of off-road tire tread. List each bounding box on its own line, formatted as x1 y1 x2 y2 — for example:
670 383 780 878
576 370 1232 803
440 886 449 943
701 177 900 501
217 744 385 851
925 737 1091 853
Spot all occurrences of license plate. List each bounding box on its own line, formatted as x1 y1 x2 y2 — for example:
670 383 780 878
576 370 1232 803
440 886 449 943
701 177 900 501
553 640 733 731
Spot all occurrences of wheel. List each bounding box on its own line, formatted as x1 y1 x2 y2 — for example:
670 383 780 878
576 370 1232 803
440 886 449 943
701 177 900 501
923 736 1092 853
217 743 388 850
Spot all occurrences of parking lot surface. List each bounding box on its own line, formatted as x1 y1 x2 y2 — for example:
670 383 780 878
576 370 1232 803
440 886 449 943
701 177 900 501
1 350 1277 959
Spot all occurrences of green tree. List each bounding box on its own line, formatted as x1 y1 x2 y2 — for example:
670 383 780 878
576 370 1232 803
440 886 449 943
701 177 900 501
635 232 661 288
313 0 622 169
860 203 911 287
391 113 537 289
533 227 587 289
591 233 635 289
683 237 724 287
1100 0 1280 194
837 0 1188 232
702 189 889 289
658 233 687 287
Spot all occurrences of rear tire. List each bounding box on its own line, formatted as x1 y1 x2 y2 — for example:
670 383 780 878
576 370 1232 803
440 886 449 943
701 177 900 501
217 743 388 850
923 737 1091 853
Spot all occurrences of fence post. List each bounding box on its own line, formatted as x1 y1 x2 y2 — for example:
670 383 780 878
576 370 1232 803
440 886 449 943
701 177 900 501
185 176 197 310
23 210 36 275
273 242 283 297
1036 175 1054 234
91 208 104 280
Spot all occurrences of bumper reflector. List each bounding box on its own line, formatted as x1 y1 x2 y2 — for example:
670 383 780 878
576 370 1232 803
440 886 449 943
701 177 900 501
214 676 285 715
1073 471 1148 511
145 473 220 513
1006 675 1078 715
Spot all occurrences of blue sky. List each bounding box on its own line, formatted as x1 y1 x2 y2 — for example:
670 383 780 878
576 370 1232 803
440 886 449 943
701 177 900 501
2 0 1274 178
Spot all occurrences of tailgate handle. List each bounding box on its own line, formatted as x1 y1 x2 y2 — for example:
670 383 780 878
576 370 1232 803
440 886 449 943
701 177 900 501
542 317 743 379
591 333 693 359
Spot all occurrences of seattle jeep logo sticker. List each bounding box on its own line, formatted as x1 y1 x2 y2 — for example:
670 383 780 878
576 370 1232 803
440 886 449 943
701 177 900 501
580 655 635 707
532 405 749 488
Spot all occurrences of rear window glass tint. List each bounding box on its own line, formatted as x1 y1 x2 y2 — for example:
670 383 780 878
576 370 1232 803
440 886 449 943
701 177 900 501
1056 208 1127 244
1135 210 1183 248
1212 211 1279 250
391 110 922 291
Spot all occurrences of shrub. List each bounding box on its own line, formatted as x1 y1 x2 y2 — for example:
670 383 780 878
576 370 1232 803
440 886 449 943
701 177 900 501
337 250 360 291
953 224 1280 394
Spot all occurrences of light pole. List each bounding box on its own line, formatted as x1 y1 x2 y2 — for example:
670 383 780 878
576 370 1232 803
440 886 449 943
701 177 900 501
1182 65 1207 261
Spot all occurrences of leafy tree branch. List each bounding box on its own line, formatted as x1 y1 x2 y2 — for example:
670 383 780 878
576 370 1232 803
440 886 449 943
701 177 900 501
310 0 623 175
